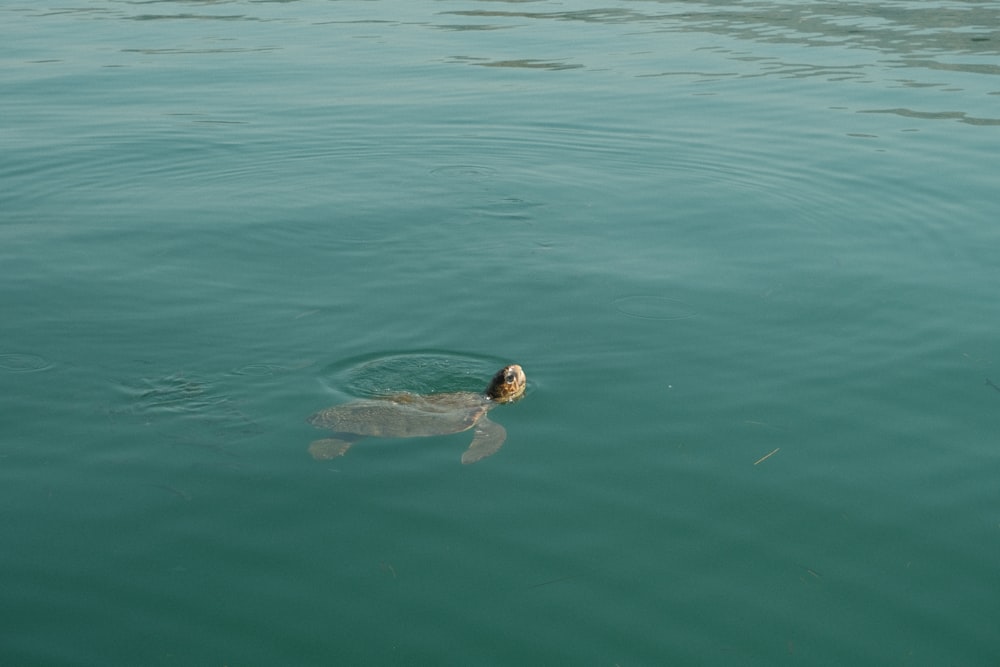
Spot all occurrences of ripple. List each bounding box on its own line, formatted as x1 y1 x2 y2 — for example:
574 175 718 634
429 164 498 180
319 350 515 397
110 372 261 438
114 373 214 414
613 296 697 321
230 363 288 377
0 352 54 373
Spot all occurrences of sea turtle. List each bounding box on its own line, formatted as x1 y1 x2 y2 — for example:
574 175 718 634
307 364 526 464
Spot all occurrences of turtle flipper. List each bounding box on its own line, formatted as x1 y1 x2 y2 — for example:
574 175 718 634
308 435 361 461
461 416 507 465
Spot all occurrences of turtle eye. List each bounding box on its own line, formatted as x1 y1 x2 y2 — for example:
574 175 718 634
505 373 515 383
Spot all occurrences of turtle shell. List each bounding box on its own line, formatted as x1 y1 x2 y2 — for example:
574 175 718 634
307 391 489 438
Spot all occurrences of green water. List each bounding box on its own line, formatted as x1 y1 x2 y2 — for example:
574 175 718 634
3 1 1000 665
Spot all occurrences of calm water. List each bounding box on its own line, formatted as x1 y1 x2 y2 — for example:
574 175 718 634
3 1 1000 664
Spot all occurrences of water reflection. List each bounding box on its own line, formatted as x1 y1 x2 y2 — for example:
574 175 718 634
441 0 1000 68
460 57 584 70
437 0 999 123
861 107 1000 126
121 46 278 53
126 14 250 21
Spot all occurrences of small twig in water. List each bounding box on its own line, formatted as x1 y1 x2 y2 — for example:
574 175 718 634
753 447 780 466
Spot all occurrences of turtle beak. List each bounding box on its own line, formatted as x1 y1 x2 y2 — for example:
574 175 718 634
490 364 526 402
506 364 526 400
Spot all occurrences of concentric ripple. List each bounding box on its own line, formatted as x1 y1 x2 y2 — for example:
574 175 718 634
0 352 54 373
318 350 515 398
613 296 697 321
429 164 498 180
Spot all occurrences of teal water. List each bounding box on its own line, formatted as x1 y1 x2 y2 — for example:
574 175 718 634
3 1 1000 664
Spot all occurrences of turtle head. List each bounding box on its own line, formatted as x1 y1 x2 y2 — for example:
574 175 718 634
485 364 526 403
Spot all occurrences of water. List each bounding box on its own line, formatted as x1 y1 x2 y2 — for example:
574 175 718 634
3 1 999 664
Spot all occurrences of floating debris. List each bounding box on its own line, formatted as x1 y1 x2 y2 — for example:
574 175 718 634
753 447 780 466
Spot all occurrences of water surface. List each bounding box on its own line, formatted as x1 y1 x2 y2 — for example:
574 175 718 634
3 1 999 664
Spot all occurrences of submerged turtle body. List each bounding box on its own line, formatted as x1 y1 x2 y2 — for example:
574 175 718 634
308 364 525 465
